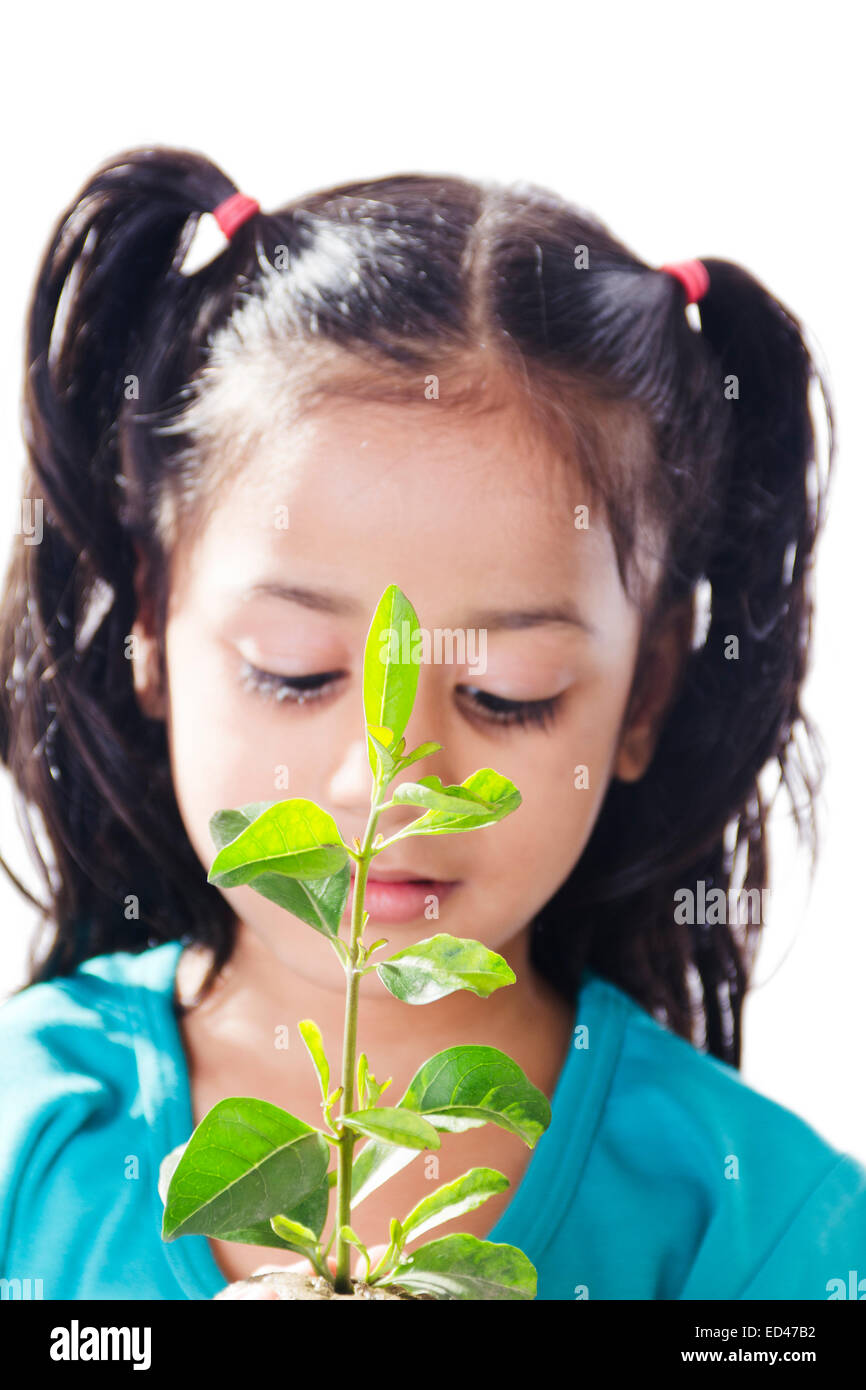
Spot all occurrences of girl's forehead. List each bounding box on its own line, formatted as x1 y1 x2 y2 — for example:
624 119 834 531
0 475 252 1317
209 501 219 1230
170 390 662 620
169 428 642 644
207 395 581 521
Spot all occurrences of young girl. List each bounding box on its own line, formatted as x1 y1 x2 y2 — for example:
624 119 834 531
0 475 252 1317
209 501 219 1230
0 145 863 1303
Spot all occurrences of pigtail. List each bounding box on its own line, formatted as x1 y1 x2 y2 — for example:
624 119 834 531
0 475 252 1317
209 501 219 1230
0 147 252 985
550 259 833 1064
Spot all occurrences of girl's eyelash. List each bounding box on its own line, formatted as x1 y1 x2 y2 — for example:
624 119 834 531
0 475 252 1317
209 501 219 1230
238 661 345 705
457 685 560 731
238 661 560 730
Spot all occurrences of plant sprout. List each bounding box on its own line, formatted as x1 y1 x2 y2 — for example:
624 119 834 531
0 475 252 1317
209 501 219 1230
159 584 551 1299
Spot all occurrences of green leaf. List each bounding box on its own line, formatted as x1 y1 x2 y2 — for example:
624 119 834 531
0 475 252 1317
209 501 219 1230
357 1052 369 1109
161 1097 330 1240
298 1020 330 1103
212 804 349 932
207 799 349 888
338 1224 368 1254
366 1073 391 1106
381 1233 536 1300
348 1045 550 1207
400 1045 551 1144
377 934 516 1004
389 768 521 838
399 1167 510 1243
270 1214 317 1245
340 1107 441 1150
391 777 492 816
168 1131 328 1253
363 585 421 776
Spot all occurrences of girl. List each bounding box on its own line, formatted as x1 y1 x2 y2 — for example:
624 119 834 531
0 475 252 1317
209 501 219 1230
0 145 863 1302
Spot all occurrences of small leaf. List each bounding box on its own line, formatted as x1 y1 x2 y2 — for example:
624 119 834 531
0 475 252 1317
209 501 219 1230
395 741 443 774
270 1214 318 1246
382 1233 536 1300
400 1167 510 1243
338 1224 367 1253
207 799 349 888
298 1020 330 1103
376 934 516 1004
340 1107 441 1150
366 1073 391 1106
161 1098 330 1241
363 586 421 776
391 777 491 816
389 768 521 838
357 1052 369 1109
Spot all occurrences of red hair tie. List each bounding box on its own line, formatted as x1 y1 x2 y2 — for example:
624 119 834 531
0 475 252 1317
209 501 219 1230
212 191 260 240
658 259 710 304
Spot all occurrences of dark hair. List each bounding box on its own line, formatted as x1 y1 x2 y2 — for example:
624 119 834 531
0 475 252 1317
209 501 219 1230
0 145 832 1066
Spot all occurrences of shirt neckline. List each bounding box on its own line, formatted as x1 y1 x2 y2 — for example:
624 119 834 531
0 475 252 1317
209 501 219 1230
134 938 626 1298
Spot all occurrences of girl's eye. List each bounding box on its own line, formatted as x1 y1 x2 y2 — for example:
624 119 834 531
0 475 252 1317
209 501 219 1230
238 661 345 705
458 685 560 731
238 662 561 731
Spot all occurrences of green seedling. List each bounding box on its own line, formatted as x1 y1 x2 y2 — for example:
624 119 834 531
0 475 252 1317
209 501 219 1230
159 583 550 1299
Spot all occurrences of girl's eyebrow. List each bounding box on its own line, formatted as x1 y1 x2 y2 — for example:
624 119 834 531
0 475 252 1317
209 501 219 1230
243 581 597 636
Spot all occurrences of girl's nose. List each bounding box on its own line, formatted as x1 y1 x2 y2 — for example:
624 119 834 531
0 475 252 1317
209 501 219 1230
326 737 373 813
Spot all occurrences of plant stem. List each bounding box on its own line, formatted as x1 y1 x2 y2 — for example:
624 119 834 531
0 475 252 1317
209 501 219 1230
333 787 383 1293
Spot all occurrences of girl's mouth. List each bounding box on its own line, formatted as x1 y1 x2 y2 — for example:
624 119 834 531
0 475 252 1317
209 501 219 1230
348 869 459 924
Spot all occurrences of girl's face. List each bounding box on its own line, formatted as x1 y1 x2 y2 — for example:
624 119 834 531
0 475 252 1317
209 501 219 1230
133 396 689 996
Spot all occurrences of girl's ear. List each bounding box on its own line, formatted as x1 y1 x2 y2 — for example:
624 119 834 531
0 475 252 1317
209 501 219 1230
130 542 168 722
613 596 694 783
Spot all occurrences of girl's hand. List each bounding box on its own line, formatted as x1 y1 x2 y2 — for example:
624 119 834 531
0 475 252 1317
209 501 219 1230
213 1245 390 1300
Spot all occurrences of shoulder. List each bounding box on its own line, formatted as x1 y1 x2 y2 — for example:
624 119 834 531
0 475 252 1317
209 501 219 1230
583 968 852 1173
580 970 866 1297
0 942 182 1215
0 939 182 1076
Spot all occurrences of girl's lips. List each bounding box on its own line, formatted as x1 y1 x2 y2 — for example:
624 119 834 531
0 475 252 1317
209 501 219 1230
347 872 459 924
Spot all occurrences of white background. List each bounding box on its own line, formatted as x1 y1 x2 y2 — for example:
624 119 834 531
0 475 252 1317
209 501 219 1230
1 1 863 1160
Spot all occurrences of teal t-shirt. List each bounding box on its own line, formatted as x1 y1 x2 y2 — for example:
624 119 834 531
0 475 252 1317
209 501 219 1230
1 939 865 1300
